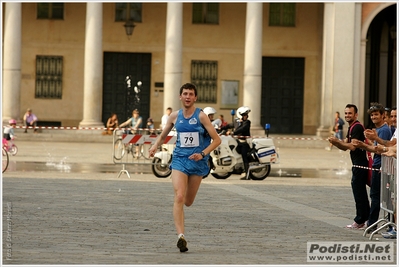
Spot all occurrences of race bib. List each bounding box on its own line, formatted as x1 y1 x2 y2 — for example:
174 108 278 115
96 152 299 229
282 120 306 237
179 132 199 147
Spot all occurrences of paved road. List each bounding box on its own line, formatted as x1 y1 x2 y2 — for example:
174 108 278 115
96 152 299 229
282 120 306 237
2 140 396 265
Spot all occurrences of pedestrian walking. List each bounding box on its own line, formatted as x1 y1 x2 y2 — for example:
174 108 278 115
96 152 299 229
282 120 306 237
149 83 221 253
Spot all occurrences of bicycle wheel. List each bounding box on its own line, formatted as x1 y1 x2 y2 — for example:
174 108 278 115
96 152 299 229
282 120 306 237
114 139 125 160
9 145 18 156
141 144 152 160
2 147 9 173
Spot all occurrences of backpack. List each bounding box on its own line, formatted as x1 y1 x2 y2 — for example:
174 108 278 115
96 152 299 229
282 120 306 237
348 121 373 187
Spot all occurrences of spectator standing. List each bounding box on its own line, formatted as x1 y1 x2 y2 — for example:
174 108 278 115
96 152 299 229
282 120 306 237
328 104 370 229
352 103 392 230
23 108 38 133
328 111 345 150
388 107 397 135
334 111 345 140
160 107 172 130
119 109 143 157
119 109 143 131
363 106 397 238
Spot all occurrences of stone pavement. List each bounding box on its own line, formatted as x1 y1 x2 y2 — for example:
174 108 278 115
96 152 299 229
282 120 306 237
2 139 397 265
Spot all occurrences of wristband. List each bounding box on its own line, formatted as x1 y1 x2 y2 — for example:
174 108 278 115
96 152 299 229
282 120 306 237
200 152 206 158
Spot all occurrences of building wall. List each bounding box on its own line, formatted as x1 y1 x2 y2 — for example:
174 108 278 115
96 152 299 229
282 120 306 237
17 3 324 133
20 3 86 126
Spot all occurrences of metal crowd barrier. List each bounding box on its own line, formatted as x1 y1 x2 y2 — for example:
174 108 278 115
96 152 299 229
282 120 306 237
363 155 397 240
112 128 176 178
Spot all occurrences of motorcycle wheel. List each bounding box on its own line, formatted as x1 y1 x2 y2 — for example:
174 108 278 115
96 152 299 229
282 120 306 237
249 165 271 180
152 157 172 178
211 172 231 179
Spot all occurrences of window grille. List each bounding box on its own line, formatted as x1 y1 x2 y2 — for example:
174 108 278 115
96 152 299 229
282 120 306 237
37 3 64 19
192 3 219 24
35 56 63 99
115 3 142 22
269 3 296 27
191 60 217 103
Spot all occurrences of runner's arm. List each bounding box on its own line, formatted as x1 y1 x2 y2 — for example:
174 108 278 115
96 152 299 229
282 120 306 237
149 111 177 156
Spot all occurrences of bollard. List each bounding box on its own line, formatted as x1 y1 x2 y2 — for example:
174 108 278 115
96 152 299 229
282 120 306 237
265 123 270 137
230 109 236 126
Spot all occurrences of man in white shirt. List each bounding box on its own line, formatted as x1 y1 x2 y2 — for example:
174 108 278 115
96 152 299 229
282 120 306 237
160 107 172 130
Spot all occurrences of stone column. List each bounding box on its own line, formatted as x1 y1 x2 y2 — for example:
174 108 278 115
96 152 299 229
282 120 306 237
79 3 104 127
243 2 263 130
163 2 183 112
2 3 21 123
358 38 367 124
317 3 358 137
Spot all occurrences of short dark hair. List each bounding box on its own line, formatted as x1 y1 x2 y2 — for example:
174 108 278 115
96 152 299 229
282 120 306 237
179 83 197 96
367 102 384 115
345 104 358 114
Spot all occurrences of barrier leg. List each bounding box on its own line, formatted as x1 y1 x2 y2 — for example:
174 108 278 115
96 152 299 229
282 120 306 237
117 164 131 179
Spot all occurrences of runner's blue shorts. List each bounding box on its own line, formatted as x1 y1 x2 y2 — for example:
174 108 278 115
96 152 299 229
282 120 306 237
171 156 209 176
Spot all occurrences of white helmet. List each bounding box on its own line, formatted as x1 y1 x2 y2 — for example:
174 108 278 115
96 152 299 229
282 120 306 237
236 106 251 119
203 107 216 116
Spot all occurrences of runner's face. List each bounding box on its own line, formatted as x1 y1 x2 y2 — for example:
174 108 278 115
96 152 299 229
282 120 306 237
180 89 197 108
344 107 357 123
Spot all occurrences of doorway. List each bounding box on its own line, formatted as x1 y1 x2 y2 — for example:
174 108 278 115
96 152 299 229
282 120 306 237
261 57 305 134
102 52 152 126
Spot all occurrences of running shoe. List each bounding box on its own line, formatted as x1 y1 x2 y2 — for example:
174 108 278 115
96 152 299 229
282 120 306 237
177 236 188 252
346 222 365 229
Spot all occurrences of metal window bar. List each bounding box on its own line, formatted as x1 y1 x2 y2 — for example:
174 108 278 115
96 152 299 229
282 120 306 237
35 56 63 99
191 60 217 103
363 155 397 240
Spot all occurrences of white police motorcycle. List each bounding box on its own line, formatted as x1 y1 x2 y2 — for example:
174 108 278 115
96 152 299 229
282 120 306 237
151 135 175 178
151 106 279 180
208 106 279 180
151 107 218 179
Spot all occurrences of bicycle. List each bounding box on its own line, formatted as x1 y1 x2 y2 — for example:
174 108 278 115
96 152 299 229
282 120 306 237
2 147 9 173
113 129 156 160
2 138 18 156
